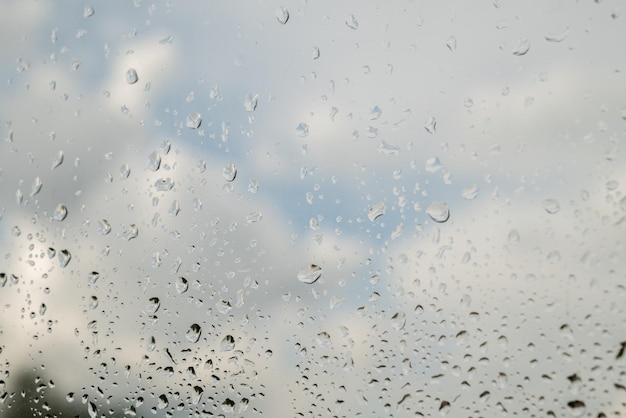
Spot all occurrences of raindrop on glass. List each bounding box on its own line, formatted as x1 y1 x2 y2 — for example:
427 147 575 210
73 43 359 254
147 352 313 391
97 219 111 235
426 201 450 223
222 162 237 182
148 151 161 171
346 14 359 29
186 112 202 129
126 68 138 84
462 185 479 200
244 93 258 111
154 177 174 191
53 204 68 221
297 264 322 284
368 201 386 221
295 122 309 137
542 198 560 214
369 105 382 120
220 335 235 351
58 249 71 268
175 277 188 294
186 324 202 343
275 6 289 24
121 224 138 241
512 38 531 56
424 116 437 134
146 297 160 315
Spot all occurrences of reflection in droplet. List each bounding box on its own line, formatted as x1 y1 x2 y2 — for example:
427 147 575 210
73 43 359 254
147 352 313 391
186 324 202 343
126 68 138 84
186 112 202 129
297 264 322 284
512 38 531 56
275 6 289 24
542 198 560 214
296 122 309 137
368 201 386 221
426 201 450 223
53 204 68 221
58 249 71 268
346 14 359 29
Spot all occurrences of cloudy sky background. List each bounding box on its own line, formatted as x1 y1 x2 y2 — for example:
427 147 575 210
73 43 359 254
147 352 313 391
1 0 625 416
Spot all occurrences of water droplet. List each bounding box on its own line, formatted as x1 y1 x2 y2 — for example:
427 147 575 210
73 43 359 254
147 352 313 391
84 5 95 18
220 335 235 351
51 150 64 169
222 162 237 182
275 6 289 24
424 116 437 134
30 177 43 196
567 400 586 417
542 198 560 214
186 112 202 129
154 177 174 191
512 38 530 56
15 189 23 205
545 27 569 42
391 311 406 330
146 297 160 315
119 164 130 179
446 35 457 51
296 122 309 137
346 14 359 29
121 224 138 241
462 185 479 200
88 271 100 284
297 264 322 284
66 392 74 402
97 219 111 235
169 200 180 216
88 401 97 418
316 331 331 347
186 324 201 343
221 399 235 413
507 229 520 245
88 296 98 310
368 201 386 221
53 204 68 221
148 151 161 171
312 46 320 59
246 210 262 224
244 93 258 111
58 249 71 268
125 68 138 85
427 201 450 223
175 277 188 294
425 156 443 173
11 226 21 237
369 105 382 120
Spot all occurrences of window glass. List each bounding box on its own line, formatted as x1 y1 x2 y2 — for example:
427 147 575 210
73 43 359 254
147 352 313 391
1 1 625 416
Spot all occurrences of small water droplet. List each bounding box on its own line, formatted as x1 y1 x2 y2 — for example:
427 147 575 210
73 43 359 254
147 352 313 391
512 38 531 56
53 204 68 221
297 264 322 284
121 224 138 241
316 331 331 347
244 93 258 111
369 105 382 120
119 164 131 179
507 229 520 245
84 5 95 18
51 150 64 169
391 311 406 330
30 177 43 196
169 200 180 216
220 335 235 351
462 185 479 200
126 68 138 84
424 116 437 134
15 189 23 205
346 14 359 29
295 122 309 137
545 27 569 42
542 198 560 214
58 249 71 268
275 6 289 24
425 156 443 173
222 162 237 182
97 219 111 235
246 211 262 224
186 324 201 343
175 277 188 294
146 297 160 315
368 201 386 221
66 392 74 402
154 178 174 191
148 151 161 171
186 112 202 129
88 296 98 310
427 201 450 223
312 46 320 59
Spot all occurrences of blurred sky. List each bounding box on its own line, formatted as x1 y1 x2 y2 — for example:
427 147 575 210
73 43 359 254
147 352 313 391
1 0 625 416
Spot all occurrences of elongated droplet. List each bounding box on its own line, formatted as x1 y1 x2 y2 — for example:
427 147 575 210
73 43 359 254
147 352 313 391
98 219 111 235
186 324 201 343
427 201 450 223
512 38 530 56
51 150 64 169
88 401 97 418
53 204 68 221
462 185 479 200
126 68 138 84
368 201 386 221
297 264 322 284
31 177 43 196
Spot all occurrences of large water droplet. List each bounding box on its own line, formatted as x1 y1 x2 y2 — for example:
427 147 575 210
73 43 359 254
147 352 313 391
88 271 100 284
126 68 138 84
244 93 258 111
220 335 235 351
296 122 309 137
175 277 188 294
512 38 531 56
369 105 382 120
121 224 138 241
148 151 161 171
223 162 237 182
424 116 437 134
146 297 160 316
154 178 174 191
89 296 98 310
53 204 68 221
427 201 450 223
545 27 569 42
186 324 201 343
391 311 406 330
566 400 585 417
58 249 71 268
346 14 359 29
97 219 111 235
542 198 560 214
186 112 202 129
368 201 386 221
275 6 289 24
297 264 322 284
88 401 97 418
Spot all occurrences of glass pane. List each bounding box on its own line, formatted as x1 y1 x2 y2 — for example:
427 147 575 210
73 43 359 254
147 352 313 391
1 1 624 416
